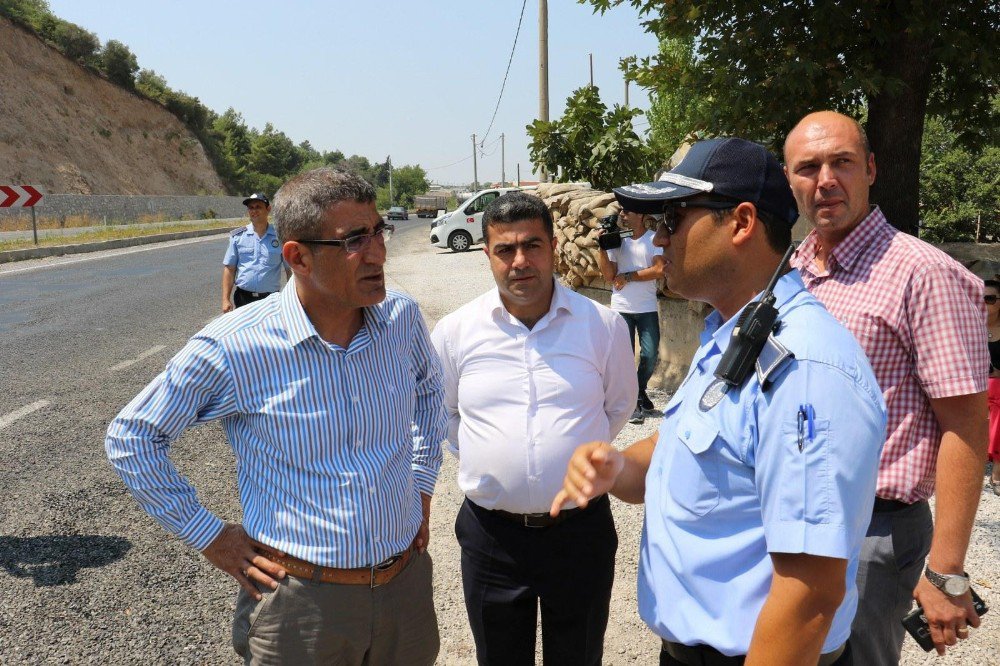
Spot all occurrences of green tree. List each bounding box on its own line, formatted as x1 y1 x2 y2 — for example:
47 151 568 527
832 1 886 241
135 69 168 102
920 115 1000 242
633 36 711 160
99 39 139 89
52 21 99 64
248 123 302 178
586 0 1000 236
376 164 429 209
527 85 657 190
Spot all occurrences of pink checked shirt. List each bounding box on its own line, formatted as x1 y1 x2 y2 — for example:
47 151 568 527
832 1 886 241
792 207 987 502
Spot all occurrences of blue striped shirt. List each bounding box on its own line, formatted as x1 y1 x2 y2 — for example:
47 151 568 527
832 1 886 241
105 283 446 567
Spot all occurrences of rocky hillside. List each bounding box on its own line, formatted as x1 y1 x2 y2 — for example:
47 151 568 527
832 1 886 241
0 16 225 195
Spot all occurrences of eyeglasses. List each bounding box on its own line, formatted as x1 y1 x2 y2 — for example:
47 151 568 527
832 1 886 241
658 200 737 235
298 222 394 253
986 295 998 305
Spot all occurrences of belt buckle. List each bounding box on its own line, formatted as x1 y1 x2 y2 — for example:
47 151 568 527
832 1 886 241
370 554 402 588
523 513 547 528
252 291 262 297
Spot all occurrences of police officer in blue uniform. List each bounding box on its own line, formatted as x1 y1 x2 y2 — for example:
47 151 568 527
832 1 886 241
222 193 290 312
551 138 887 665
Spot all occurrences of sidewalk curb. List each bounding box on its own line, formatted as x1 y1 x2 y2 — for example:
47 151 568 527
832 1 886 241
0 227 232 264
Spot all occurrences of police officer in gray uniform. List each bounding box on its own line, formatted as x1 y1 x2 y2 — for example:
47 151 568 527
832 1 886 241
222 193 290 312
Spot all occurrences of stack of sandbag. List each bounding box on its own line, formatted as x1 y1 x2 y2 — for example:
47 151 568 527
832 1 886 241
534 182 619 290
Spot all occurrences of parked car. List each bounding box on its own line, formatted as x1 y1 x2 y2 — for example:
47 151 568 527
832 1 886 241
386 206 408 220
429 187 532 251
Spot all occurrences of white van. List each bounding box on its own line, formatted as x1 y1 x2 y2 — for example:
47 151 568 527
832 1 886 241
429 187 528 251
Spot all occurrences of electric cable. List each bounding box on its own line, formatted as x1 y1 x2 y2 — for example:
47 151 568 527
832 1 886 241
478 0 528 146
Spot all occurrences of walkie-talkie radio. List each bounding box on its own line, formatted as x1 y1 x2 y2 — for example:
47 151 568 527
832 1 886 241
714 244 796 387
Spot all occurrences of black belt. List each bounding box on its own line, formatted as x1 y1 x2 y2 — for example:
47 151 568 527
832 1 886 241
236 287 273 298
661 640 845 666
475 493 607 528
873 497 915 513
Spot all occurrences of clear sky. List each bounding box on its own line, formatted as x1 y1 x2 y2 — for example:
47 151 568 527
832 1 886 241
46 0 660 188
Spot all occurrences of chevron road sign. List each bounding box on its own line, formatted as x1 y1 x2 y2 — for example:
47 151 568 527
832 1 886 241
0 185 44 207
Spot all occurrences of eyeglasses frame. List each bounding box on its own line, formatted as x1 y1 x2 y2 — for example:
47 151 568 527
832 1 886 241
297 221 395 254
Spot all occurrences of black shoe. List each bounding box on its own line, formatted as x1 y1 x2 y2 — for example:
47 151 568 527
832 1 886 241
629 405 645 424
639 390 655 412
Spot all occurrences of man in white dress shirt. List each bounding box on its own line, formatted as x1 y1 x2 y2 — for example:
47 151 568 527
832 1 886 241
431 191 637 665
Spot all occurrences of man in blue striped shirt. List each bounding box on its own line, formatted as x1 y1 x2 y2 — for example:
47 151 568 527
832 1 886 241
106 168 447 665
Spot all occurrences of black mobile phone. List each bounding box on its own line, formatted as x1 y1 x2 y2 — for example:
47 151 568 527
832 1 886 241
901 587 989 652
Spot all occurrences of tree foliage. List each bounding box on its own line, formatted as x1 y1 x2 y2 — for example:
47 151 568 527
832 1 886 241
527 85 657 190
99 39 138 89
585 0 1000 236
376 164 429 209
633 36 711 160
919 113 1000 243
52 21 98 64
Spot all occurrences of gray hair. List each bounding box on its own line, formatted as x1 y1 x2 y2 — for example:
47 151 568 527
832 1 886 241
272 168 376 243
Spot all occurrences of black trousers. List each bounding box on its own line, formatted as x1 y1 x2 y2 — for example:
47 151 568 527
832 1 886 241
233 287 273 308
455 495 617 666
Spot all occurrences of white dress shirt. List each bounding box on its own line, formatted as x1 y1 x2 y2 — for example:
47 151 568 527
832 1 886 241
431 281 638 513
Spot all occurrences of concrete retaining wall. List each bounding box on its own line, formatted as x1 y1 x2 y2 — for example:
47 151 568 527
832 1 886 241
0 194 245 228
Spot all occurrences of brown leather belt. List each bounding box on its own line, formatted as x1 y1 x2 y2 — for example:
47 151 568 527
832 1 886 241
257 546 413 588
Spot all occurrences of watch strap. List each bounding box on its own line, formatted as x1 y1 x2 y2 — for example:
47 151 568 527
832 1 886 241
924 566 970 596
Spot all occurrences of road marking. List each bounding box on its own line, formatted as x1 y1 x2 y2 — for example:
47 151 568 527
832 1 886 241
0 399 50 431
109 345 167 372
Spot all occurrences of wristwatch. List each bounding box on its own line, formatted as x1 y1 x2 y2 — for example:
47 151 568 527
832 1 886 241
619 271 635 282
924 567 971 597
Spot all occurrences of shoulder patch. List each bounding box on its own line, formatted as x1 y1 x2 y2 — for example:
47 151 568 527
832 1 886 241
755 334 794 390
230 227 246 237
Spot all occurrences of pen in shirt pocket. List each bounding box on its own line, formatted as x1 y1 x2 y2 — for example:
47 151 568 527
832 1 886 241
797 404 816 452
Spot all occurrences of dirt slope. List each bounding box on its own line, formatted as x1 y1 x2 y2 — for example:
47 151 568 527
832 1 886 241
0 16 226 195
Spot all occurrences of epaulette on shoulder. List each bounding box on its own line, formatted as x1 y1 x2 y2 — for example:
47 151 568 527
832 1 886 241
756 334 794 390
230 227 246 237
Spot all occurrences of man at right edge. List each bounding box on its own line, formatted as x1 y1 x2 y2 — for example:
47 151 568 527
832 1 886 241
784 110 988 661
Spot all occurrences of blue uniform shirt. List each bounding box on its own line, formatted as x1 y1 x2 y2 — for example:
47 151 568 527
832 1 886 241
223 223 285 293
638 271 886 656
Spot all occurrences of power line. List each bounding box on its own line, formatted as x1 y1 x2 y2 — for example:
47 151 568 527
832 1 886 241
479 0 528 147
425 154 474 171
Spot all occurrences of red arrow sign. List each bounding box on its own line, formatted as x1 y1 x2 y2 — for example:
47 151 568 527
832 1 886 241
0 185 44 207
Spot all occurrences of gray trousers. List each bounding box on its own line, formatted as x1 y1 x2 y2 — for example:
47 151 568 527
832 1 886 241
850 500 933 666
232 550 439 665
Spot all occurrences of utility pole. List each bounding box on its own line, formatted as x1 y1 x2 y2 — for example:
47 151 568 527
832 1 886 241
517 163 521 189
589 53 593 87
538 0 549 182
388 155 393 206
501 133 506 187
471 133 479 192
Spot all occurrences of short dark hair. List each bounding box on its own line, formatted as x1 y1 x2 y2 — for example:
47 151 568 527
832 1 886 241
482 191 553 243
985 279 1000 292
710 205 791 252
272 168 376 244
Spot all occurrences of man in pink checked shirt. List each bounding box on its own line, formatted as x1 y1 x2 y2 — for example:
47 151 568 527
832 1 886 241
784 111 988 663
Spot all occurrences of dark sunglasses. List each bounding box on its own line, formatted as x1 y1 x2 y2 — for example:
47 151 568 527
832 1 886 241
658 200 738 235
986 295 998 305
298 222 394 254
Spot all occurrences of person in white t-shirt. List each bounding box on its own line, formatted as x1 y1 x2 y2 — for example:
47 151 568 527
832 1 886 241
597 208 665 424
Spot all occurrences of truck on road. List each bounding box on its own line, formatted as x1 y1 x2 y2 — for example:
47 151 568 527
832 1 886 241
414 193 450 218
